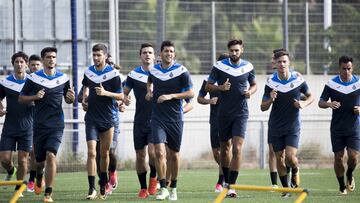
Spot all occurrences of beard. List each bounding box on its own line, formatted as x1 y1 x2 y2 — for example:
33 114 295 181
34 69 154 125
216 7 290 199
230 55 240 63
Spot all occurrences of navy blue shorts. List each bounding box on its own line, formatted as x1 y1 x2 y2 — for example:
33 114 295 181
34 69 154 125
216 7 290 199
151 119 183 152
219 116 248 142
331 132 360 153
33 128 63 162
268 130 300 152
133 122 151 150
0 130 32 152
85 120 114 142
210 122 220 149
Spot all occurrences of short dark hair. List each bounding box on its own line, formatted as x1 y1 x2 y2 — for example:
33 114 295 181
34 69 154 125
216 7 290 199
227 39 243 49
217 53 229 61
339 55 353 66
160 40 175 52
273 48 285 54
92 43 108 55
41 47 57 58
274 50 290 60
11 51 29 64
29 54 41 62
139 43 154 55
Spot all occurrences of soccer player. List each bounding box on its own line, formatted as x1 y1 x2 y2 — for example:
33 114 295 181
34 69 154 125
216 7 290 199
27 54 42 193
197 53 228 192
82 43 123 200
123 43 158 199
318 55 360 195
146 40 194 200
0 52 32 194
19 47 75 202
206 39 257 197
261 50 313 197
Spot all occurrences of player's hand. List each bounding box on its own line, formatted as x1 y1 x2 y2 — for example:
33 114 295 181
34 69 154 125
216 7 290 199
221 78 231 91
354 106 360 115
243 90 251 99
209 97 218 105
66 86 75 101
82 96 88 111
157 94 173 103
0 109 7 117
123 95 131 106
118 101 126 112
95 83 107 96
270 89 277 102
328 101 341 110
36 88 45 100
145 91 153 101
293 99 305 109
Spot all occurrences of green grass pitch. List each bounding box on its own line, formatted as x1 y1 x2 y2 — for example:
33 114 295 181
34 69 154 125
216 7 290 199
1 169 359 202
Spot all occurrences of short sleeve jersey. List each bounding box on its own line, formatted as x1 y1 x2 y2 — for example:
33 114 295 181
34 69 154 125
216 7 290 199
20 70 70 129
320 75 360 135
124 66 152 124
208 58 255 118
82 65 122 125
0 74 33 133
198 78 219 124
148 63 193 122
262 71 310 133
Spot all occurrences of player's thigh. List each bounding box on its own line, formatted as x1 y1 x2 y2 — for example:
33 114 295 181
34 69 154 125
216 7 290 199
151 119 167 145
16 131 32 152
218 117 233 142
133 123 150 151
331 133 346 153
284 132 300 149
210 122 220 149
231 116 248 138
269 131 285 153
0 132 16 151
44 129 64 156
346 134 360 152
165 121 183 152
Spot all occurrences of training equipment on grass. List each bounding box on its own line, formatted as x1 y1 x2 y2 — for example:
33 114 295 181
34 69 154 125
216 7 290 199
213 184 309 203
0 180 28 203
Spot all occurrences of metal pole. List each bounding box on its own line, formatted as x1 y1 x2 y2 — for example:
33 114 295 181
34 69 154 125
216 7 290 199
114 0 120 64
282 0 289 51
71 0 79 155
305 2 310 75
19 0 24 51
13 0 18 52
84 0 91 65
51 0 56 47
156 0 165 52
211 1 216 65
109 0 116 61
259 120 266 169
323 0 332 75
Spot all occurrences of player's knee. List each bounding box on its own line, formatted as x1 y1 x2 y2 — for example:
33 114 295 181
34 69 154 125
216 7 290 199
46 152 56 162
136 151 146 161
155 148 166 159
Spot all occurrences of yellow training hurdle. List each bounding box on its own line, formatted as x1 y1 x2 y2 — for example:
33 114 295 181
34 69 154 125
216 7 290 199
0 180 28 203
214 184 309 203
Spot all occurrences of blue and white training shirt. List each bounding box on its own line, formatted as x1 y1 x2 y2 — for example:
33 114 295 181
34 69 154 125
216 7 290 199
320 75 360 135
198 78 219 124
0 74 33 133
208 58 255 118
148 63 193 122
20 69 70 129
263 71 310 133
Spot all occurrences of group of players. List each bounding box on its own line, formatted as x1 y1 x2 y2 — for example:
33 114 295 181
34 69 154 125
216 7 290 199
0 39 359 202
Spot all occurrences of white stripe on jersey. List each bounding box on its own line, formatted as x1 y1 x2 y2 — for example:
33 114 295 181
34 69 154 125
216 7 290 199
84 68 120 84
0 75 27 92
28 73 69 88
214 60 253 77
150 65 188 81
265 72 304 93
326 78 360 94
128 70 148 83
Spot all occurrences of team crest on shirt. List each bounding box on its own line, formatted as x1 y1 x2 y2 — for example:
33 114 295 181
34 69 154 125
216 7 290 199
56 80 60 84
326 75 360 94
103 75 107 80
290 83 294 88
169 72 173 78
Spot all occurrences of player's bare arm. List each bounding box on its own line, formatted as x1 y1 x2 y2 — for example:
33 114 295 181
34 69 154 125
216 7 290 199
95 83 124 100
18 88 45 104
157 89 194 104
65 86 75 104
293 92 314 109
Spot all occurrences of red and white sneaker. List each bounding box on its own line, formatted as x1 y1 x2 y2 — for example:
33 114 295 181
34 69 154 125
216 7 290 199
215 183 223 192
148 177 158 195
138 188 149 199
27 181 35 192
109 171 118 190
226 189 237 198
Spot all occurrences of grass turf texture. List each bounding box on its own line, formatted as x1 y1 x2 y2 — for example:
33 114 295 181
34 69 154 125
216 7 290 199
1 169 359 202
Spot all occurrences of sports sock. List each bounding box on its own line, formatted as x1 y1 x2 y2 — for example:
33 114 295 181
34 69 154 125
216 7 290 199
222 167 229 184
229 171 239 185
217 174 224 185
100 172 108 186
337 176 346 191
108 160 117 173
291 167 298 174
279 175 289 187
149 164 157 178
137 172 147 189
36 173 43 186
7 166 15 175
270 172 278 185
88 176 96 190
286 166 291 174
159 179 166 188
29 170 36 182
170 179 177 188
45 187 52 195
346 167 354 183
